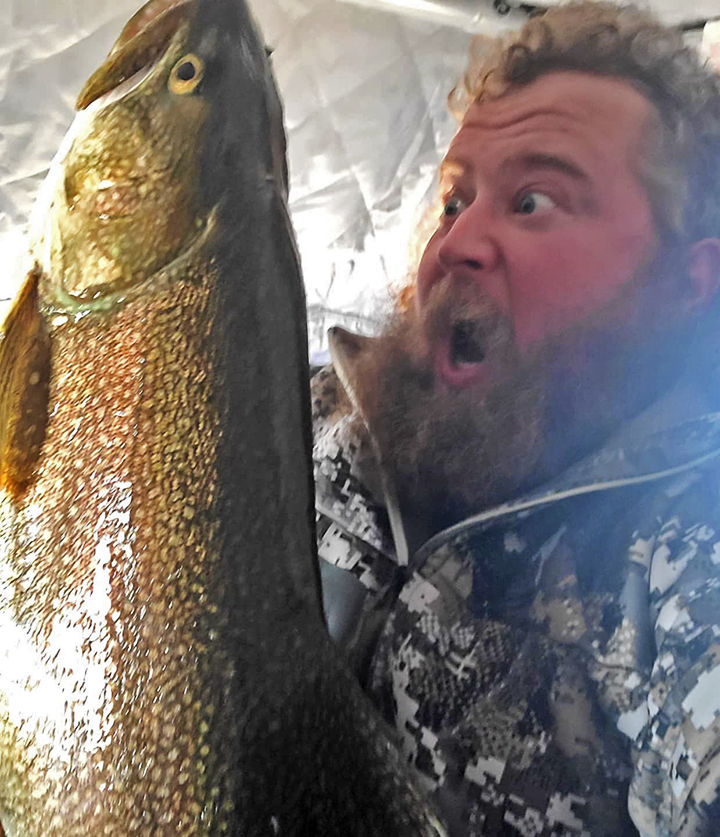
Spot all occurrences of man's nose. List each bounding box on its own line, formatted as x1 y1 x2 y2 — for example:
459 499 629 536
436 202 500 275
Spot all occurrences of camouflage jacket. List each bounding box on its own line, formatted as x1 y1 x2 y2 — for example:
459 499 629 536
312 353 720 837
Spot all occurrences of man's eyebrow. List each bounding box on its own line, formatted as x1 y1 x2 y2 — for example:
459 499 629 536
439 152 591 188
501 152 590 181
438 158 465 185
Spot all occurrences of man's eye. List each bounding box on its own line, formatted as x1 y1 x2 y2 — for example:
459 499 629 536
515 191 556 215
442 196 465 218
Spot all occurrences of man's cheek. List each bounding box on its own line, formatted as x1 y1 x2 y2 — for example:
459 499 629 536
415 233 445 311
511 253 623 350
512 287 594 355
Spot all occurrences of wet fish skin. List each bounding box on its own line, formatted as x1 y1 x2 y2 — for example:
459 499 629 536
0 1 446 835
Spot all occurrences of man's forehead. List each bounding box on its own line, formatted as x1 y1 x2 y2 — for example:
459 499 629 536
444 70 657 171
464 71 655 125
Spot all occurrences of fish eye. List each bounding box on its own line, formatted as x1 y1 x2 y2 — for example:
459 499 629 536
169 54 204 95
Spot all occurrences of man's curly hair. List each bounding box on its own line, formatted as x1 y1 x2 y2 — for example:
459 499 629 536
447 2 720 245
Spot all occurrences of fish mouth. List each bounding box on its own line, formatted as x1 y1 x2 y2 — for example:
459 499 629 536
77 0 195 110
110 0 195 54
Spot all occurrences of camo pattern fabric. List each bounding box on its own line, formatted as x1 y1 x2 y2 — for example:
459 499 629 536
311 366 720 836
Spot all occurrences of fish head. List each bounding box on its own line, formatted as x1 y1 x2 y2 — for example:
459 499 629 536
34 0 286 309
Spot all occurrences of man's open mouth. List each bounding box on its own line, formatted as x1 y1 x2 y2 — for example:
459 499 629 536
432 318 493 389
450 319 486 366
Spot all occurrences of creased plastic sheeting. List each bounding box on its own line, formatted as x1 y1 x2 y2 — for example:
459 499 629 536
338 0 529 35
0 0 471 361
343 0 720 28
272 0 472 361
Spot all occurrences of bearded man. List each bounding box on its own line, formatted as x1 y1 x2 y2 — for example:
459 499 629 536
311 2 720 835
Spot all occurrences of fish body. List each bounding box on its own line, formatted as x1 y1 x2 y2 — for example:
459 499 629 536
0 2 445 835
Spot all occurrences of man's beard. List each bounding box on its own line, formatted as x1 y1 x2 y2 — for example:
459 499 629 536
353 253 696 532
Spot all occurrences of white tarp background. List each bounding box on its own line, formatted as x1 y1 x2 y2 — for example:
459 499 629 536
0 0 718 362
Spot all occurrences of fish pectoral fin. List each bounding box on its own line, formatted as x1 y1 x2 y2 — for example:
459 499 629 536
0 265 51 491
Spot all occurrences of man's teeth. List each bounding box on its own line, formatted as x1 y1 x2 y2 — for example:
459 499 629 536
450 320 485 365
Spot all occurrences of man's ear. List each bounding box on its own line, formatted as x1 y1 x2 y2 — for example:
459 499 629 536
684 238 720 313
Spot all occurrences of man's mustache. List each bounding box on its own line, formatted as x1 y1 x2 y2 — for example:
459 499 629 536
418 279 515 361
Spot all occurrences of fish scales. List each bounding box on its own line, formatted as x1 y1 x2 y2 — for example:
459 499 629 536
0 276 228 833
0 0 446 834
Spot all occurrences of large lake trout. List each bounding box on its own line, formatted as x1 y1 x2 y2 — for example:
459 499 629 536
0 1 445 834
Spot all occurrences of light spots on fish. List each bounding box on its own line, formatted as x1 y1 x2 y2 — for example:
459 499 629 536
0 273 238 834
